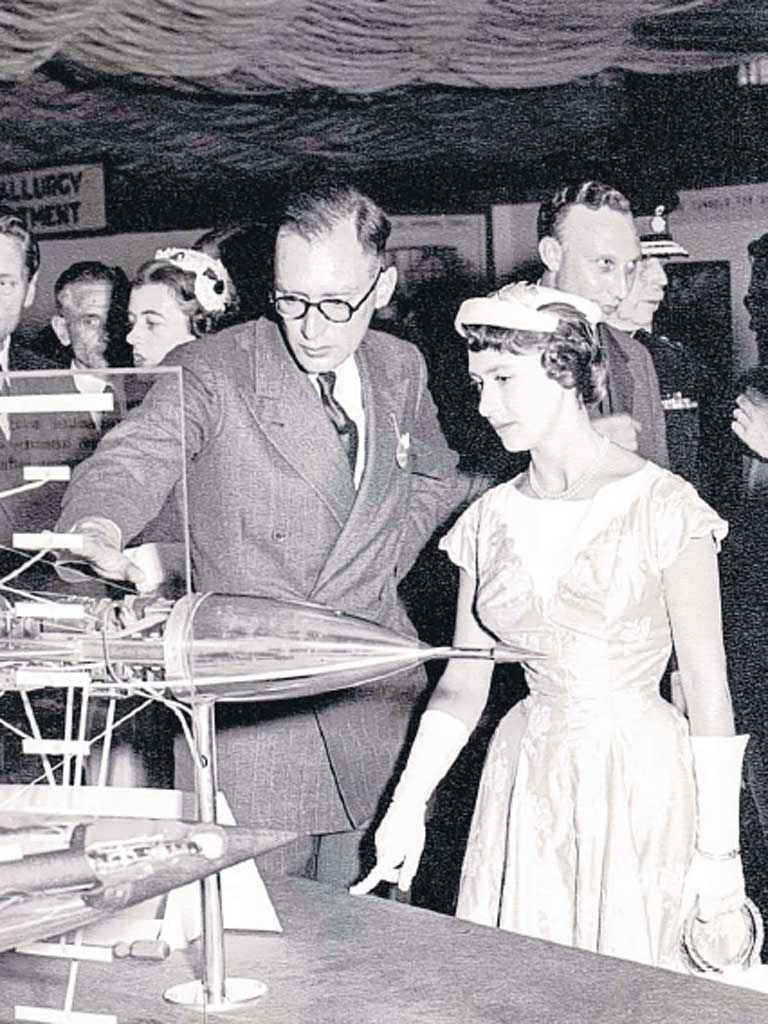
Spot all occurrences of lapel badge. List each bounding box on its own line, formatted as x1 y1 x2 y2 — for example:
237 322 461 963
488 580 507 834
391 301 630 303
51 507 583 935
391 412 410 469
396 431 411 469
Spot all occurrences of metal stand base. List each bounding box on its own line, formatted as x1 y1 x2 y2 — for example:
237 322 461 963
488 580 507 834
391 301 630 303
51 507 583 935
163 977 267 1011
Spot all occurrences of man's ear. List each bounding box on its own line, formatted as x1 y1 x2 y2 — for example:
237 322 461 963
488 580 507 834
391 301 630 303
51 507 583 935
538 236 562 276
23 271 38 309
51 315 71 348
374 264 398 310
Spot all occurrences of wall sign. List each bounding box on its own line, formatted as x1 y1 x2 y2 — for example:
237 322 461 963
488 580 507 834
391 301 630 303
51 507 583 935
0 162 106 235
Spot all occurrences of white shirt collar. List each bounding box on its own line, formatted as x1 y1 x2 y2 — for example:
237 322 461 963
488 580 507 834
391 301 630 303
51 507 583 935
71 360 110 394
309 353 358 386
0 336 10 374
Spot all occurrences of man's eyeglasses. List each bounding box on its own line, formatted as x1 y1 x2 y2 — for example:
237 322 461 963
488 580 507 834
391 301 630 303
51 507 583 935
272 268 382 324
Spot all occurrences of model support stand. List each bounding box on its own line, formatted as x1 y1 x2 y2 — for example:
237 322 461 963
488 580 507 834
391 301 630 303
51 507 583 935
163 699 267 1011
12 680 117 1024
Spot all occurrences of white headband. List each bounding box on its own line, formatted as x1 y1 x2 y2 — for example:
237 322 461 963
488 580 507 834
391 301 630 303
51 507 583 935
455 282 602 337
154 247 233 315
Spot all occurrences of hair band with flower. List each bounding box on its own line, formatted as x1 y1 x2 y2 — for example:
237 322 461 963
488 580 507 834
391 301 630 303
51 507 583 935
454 282 602 337
154 247 233 315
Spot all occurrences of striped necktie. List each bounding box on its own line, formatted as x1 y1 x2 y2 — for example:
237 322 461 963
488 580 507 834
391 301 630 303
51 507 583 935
317 371 358 476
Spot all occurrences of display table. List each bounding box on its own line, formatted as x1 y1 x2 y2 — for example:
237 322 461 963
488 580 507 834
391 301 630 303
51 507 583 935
2 877 767 1023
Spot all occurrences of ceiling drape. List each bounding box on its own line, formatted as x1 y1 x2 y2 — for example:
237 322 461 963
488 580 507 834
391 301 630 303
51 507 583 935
0 1 757 93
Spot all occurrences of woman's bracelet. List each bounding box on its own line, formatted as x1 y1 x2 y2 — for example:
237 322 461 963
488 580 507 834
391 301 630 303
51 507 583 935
696 847 741 861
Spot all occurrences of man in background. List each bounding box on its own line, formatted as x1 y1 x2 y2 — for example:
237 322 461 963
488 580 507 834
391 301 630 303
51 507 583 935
0 206 40 375
607 206 698 483
48 261 131 436
0 207 42 574
735 232 768 459
744 232 768 368
0 239 128 572
537 180 669 466
51 260 130 373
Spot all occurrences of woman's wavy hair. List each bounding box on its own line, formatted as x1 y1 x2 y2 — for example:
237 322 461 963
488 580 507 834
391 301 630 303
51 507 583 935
462 302 606 407
131 258 236 337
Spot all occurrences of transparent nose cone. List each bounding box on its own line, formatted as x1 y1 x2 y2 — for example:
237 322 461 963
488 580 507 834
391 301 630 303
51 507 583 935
162 593 549 702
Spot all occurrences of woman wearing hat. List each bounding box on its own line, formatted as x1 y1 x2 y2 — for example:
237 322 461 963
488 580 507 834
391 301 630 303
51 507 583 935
353 282 748 971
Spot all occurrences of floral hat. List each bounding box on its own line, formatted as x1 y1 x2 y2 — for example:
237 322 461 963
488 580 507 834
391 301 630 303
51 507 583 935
154 247 234 314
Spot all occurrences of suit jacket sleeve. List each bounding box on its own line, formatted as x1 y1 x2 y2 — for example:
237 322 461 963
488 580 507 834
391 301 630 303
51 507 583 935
637 342 670 469
397 348 485 578
58 360 217 544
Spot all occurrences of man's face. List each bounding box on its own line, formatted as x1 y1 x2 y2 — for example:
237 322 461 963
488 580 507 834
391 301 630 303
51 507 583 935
273 217 396 374
55 281 113 370
542 205 641 318
744 258 768 340
609 257 668 333
0 234 36 341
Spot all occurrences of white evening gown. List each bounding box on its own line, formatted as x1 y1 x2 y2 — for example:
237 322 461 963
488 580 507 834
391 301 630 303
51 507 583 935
440 461 727 969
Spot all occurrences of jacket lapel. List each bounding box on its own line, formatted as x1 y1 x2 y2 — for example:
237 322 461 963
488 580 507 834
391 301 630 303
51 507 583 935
236 320 355 526
354 337 408 511
312 334 408 590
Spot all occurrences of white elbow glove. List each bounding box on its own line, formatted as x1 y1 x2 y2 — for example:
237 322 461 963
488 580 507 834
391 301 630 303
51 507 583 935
686 734 749 922
350 709 469 895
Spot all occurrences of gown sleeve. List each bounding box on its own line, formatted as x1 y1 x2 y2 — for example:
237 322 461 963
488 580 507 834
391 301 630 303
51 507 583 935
648 472 728 572
438 495 483 578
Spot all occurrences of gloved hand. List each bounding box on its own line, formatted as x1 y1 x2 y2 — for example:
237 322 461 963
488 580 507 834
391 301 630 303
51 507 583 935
685 852 745 923
349 796 427 895
350 709 469 895
686 734 749 922
57 517 150 592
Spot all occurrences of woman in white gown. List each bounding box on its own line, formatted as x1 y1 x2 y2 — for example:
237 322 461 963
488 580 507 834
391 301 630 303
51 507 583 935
353 283 748 970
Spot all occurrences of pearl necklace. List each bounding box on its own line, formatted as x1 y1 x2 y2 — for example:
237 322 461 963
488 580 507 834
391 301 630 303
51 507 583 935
528 436 610 501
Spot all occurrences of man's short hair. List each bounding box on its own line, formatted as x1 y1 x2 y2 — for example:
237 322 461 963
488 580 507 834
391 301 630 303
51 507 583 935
279 178 391 257
54 261 128 312
537 181 632 242
0 205 40 280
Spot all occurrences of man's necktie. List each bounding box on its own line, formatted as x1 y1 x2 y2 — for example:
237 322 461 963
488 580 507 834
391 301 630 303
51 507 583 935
317 371 358 476
595 322 615 417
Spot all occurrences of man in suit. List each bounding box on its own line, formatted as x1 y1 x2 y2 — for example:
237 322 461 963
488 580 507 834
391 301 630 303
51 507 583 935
0 207 53 548
0 206 41 379
0 231 130 590
744 232 768 368
537 181 669 466
607 212 698 484
56 180 476 884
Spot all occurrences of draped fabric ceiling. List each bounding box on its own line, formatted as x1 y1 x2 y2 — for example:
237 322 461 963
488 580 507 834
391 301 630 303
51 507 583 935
0 1 766 222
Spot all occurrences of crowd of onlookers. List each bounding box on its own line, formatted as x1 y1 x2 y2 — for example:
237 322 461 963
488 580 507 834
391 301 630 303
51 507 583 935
3 173 768 968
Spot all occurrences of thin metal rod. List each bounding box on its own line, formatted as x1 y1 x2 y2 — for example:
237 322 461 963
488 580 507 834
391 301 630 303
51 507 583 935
190 699 226 1006
96 698 116 788
74 685 90 786
20 690 56 786
63 684 74 787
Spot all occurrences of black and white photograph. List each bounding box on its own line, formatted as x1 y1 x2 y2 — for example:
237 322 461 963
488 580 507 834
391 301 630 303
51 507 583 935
2 4 768 1022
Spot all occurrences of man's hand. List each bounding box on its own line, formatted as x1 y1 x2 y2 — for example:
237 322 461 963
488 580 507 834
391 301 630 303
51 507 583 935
592 413 641 452
58 517 151 592
732 393 768 459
